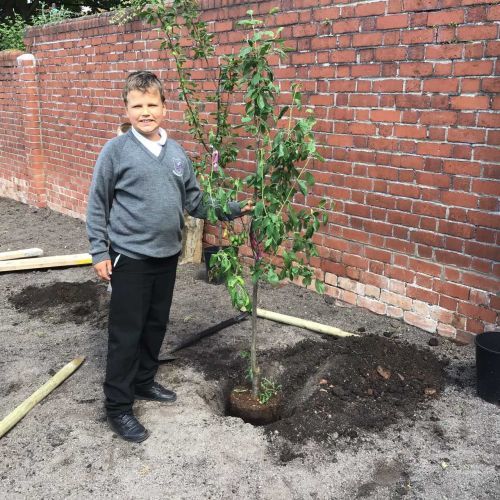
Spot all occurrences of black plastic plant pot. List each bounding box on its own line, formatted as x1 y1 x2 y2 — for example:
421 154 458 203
203 245 225 285
475 331 500 404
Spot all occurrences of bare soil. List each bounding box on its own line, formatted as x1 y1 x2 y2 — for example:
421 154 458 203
0 196 499 500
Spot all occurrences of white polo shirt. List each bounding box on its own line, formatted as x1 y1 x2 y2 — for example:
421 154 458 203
131 126 168 157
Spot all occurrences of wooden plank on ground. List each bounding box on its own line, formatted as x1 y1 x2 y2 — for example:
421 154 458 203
0 253 92 273
0 248 44 261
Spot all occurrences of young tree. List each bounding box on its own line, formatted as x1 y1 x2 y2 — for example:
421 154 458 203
116 0 328 399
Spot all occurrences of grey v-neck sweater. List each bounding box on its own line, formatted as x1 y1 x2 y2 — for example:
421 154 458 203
86 130 240 264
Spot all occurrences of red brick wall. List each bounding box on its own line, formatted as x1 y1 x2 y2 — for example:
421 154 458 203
0 51 29 202
0 0 498 342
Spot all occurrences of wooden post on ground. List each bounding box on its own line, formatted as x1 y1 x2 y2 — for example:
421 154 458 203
0 248 44 261
0 357 85 439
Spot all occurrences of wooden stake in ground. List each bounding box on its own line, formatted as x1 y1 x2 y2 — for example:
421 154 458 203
256 308 358 338
180 215 204 264
0 356 85 439
0 248 44 261
0 253 91 273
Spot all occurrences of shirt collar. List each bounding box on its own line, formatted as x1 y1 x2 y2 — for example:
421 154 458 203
131 126 168 147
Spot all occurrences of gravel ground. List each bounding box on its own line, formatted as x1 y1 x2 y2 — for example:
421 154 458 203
0 196 499 500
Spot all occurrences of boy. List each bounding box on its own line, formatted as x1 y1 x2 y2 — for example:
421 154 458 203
86 71 246 442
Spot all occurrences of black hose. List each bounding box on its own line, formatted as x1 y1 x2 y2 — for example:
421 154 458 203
158 312 249 362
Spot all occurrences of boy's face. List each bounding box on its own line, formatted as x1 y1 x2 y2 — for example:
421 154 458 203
125 88 166 141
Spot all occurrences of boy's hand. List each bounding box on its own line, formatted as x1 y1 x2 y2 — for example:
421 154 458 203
94 259 112 281
239 200 254 215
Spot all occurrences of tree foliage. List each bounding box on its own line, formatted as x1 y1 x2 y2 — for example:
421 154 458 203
0 2 80 50
116 0 331 398
0 1 122 24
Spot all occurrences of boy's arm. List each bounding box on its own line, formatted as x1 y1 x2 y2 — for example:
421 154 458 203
183 158 243 221
86 143 116 268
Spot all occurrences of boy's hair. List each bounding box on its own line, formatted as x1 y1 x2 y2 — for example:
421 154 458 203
123 71 165 104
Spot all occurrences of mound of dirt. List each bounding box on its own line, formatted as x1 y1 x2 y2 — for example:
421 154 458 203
9 280 109 326
180 335 446 456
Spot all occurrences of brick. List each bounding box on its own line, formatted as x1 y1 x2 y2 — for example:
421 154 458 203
403 0 440 12
324 272 338 286
337 276 363 294
469 289 490 307
409 257 442 277
468 211 500 229
375 47 407 61
439 294 458 312
440 191 478 208
448 128 486 144
457 25 498 42
386 306 403 318
364 284 381 299
332 18 360 34
474 146 500 162
355 1 386 17
420 111 458 126
396 94 431 108
478 113 498 127
357 296 387 315
451 95 490 110
407 285 440 305
311 37 338 51
430 305 454 324
464 241 499 261
413 299 431 317
402 28 434 44
427 9 464 26
400 62 433 77
437 323 456 338
339 289 358 305
376 14 408 29
313 6 341 21
472 179 500 197
423 78 459 93
352 33 384 47
458 302 497 323
454 60 494 76
381 290 413 310
371 109 402 122
484 40 500 57
404 311 438 333
433 280 470 300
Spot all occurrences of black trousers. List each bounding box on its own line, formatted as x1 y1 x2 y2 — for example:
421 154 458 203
104 249 179 416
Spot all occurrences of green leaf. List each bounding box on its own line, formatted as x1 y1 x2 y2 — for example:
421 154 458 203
257 94 266 110
315 280 325 294
277 105 290 121
267 268 279 284
304 172 315 186
297 180 308 196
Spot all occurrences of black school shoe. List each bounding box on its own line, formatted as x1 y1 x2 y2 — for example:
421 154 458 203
135 382 177 403
107 413 150 443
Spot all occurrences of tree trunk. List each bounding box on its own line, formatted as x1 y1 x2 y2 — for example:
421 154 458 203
250 280 260 397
